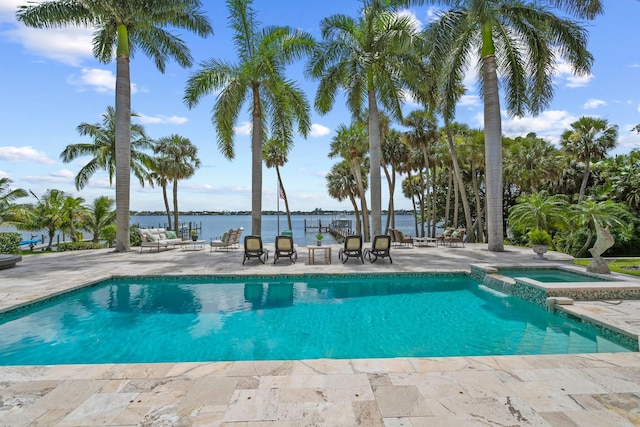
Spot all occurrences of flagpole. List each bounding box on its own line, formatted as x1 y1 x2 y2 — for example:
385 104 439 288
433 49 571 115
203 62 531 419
277 178 280 235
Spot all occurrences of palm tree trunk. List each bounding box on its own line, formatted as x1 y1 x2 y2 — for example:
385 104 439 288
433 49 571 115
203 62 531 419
431 165 437 238
445 169 452 228
578 160 590 202
350 157 370 242
382 163 393 233
482 53 504 251
114 49 132 252
471 162 484 243
162 183 171 230
575 230 594 258
368 90 382 239
418 168 426 237
251 84 263 236
349 193 361 236
445 121 473 233
172 179 179 236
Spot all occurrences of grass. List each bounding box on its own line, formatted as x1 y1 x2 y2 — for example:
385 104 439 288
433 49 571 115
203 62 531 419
574 258 640 277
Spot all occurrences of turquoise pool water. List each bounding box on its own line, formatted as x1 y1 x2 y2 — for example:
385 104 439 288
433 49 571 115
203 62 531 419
497 268 608 283
0 274 631 365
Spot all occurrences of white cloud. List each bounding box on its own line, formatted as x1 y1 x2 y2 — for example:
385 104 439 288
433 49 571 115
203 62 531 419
137 114 188 125
554 59 594 88
458 94 481 108
51 169 75 179
583 99 606 109
309 124 330 138
6 26 94 66
0 169 8 178
501 110 578 145
615 124 640 153
234 121 252 135
67 68 139 94
0 146 56 164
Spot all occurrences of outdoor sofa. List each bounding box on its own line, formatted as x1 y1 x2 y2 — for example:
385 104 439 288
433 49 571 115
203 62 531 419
138 228 184 252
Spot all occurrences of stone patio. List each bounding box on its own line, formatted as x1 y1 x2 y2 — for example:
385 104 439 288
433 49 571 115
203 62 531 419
1 243 639 426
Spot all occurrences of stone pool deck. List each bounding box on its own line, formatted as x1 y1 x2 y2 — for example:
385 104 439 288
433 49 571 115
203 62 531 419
1 243 639 426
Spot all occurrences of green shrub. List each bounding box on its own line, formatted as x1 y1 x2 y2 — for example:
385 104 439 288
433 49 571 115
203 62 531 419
0 232 22 255
57 241 103 251
102 224 117 248
527 228 552 246
130 225 142 247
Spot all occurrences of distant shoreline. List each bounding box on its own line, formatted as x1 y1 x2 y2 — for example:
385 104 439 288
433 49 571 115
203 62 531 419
131 210 416 216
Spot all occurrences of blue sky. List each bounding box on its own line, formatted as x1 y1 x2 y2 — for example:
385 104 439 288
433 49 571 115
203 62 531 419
1 0 640 213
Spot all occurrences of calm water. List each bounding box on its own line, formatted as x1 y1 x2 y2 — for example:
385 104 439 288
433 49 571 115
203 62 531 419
2 214 423 247
497 268 608 283
0 274 630 365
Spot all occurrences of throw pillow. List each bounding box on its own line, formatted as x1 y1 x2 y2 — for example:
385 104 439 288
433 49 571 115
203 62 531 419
144 232 155 242
165 230 177 239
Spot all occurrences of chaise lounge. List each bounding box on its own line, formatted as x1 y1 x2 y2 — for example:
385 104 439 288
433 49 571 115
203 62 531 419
273 235 297 264
338 235 364 264
364 235 392 263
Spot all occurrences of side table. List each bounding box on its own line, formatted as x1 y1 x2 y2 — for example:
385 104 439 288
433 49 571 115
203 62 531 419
307 245 332 264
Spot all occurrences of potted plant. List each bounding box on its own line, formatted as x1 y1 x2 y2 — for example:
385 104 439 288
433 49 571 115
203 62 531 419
315 233 324 246
528 228 551 259
190 230 198 241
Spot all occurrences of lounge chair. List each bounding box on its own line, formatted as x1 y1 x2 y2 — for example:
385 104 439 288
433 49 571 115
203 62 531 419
391 229 413 247
364 235 392 263
273 235 297 264
210 229 233 251
436 227 455 245
338 235 364 264
444 228 466 247
243 235 269 264
138 228 183 252
229 227 244 249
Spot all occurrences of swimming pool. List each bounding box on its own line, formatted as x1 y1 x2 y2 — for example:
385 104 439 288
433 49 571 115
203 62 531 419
0 274 632 365
497 268 609 283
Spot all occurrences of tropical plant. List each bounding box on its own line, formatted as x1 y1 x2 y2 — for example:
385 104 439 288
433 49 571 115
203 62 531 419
504 133 561 195
307 0 428 239
405 0 593 252
326 161 366 235
153 134 201 232
508 192 571 246
17 0 213 252
184 0 313 236
15 189 68 250
381 128 408 232
264 138 292 231
560 116 618 202
329 122 371 241
80 196 116 243
61 106 155 191
61 195 87 242
527 228 552 246
0 177 28 226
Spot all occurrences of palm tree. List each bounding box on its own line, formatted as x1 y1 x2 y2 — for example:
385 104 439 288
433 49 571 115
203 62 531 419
307 0 428 238
61 106 155 190
407 0 593 251
508 192 571 247
329 122 371 241
16 189 67 250
153 135 201 233
381 129 408 232
81 196 116 243
263 138 293 232
61 195 87 242
0 178 28 226
184 0 314 236
326 161 366 235
504 133 561 195
570 199 633 257
17 1 213 252
560 116 618 202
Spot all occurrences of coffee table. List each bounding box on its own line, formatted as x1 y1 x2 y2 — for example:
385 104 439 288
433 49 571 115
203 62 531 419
307 245 332 264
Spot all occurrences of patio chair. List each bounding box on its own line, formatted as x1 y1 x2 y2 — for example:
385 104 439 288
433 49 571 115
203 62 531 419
444 228 466 247
230 227 244 249
393 229 413 247
243 235 269 264
436 227 455 245
210 229 233 251
273 235 297 264
338 235 364 264
364 235 392 263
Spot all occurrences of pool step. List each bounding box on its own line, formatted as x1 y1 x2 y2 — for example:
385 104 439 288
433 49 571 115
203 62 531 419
540 326 569 354
515 323 543 355
567 330 596 353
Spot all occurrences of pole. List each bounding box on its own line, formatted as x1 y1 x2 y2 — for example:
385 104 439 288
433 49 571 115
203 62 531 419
277 179 280 235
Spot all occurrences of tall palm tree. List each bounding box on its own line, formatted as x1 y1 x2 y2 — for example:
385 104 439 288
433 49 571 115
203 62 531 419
184 0 313 236
307 0 428 238
61 106 155 190
0 178 28 226
329 122 371 241
18 1 213 252
381 129 408 232
406 0 593 251
560 116 618 202
153 135 201 233
17 189 67 250
81 196 116 243
263 138 292 231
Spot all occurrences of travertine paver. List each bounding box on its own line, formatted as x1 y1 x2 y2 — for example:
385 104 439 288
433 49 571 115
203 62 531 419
0 243 639 426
